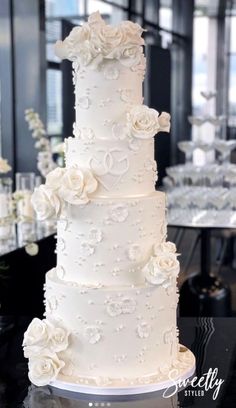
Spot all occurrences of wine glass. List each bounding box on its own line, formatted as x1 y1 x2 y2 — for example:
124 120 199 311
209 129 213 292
0 177 16 255
188 116 206 127
213 140 236 164
178 141 196 164
15 172 36 247
200 90 217 100
208 115 226 127
195 141 213 153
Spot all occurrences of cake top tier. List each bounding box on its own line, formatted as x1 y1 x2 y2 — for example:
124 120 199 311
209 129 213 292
55 11 145 70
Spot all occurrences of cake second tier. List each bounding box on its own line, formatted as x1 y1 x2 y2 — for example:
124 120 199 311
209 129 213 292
65 137 157 197
56 191 166 287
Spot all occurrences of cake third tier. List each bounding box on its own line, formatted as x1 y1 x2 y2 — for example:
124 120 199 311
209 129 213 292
56 192 166 286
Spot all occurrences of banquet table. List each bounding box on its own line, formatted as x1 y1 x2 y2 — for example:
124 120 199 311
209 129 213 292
168 218 235 317
0 234 56 316
0 317 235 407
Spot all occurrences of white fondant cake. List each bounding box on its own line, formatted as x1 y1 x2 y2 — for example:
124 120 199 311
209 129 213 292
23 12 193 390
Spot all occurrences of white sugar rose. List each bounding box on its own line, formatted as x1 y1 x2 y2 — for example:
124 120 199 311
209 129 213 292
31 185 62 220
131 52 146 75
120 21 144 46
23 318 51 357
78 44 94 66
50 327 70 353
88 11 106 27
119 45 143 68
127 105 160 139
28 353 65 386
158 112 171 133
54 40 69 60
154 241 177 256
45 167 66 191
155 253 179 274
55 24 92 61
69 24 91 45
58 167 97 205
93 24 124 58
143 257 168 286
143 254 179 287
0 157 11 173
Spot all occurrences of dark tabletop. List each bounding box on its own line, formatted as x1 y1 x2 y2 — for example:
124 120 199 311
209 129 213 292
0 317 236 408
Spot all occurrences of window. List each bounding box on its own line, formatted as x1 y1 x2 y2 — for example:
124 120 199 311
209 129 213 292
192 16 209 115
159 0 172 48
46 69 62 135
228 16 236 126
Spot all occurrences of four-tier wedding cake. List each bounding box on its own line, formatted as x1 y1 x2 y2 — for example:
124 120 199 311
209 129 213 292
23 12 194 391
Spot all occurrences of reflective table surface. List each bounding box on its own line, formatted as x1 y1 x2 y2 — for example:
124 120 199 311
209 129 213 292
0 317 236 407
168 209 236 229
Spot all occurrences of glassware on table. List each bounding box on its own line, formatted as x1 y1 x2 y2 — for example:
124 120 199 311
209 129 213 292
208 115 226 127
15 172 36 247
35 175 44 239
205 164 221 186
208 115 227 139
188 116 206 141
228 188 236 211
213 140 236 164
0 177 16 255
166 166 181 186
16 172 35 191
177 141 196 164
195 141 213 153
162 176 174 189
187 116 206 127
225 168 236 187
200 90 217 100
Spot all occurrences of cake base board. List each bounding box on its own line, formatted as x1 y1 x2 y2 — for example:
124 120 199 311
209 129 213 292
50 346 195 396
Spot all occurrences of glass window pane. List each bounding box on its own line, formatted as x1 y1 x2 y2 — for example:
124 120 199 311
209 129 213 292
87 0 112 15
159 5 172 30
46 69 62 135
159 5 172 48
87 0 126 23
46 21 61 61
106 0 128 6
46 43 61 62
46 0 80 18
192 16 209 115
229 55 236 120
230 16 236 53
145 0 159 25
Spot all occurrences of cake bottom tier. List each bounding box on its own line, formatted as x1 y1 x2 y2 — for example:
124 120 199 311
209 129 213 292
44 268 179 384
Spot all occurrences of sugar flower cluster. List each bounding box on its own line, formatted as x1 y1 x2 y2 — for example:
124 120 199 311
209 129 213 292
31 166 98 220
23 318 70 386
127 105 171 139
55 11 144 69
